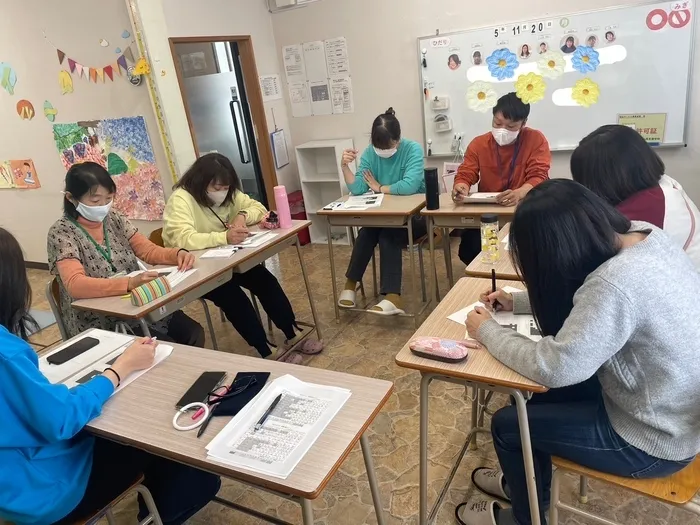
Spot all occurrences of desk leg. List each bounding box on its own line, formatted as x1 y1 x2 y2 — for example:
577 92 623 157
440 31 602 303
300 498 314 525
295 238 322 341
469 386 479 450
138 318 151 338
428 217 440 303
442 228 454 289
419 373 433 525
408 218 418 329
511 390 541 525
360 433 387 525
327 219 340 323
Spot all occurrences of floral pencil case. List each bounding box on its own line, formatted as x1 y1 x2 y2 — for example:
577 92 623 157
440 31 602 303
409 337 470 363
130 276 171 306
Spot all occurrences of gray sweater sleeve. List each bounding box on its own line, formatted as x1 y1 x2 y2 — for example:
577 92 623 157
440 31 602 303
478 277 637 388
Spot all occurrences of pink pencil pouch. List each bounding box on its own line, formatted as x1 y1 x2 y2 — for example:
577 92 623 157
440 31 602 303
409 337 470 363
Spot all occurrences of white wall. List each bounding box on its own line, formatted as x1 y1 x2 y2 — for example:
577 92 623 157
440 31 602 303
271 0 700 199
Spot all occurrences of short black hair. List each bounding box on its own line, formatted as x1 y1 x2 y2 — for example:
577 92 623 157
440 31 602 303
566 36 575 44
175 153 241 207
606 31 614 38
0 227 37 340
493 92 530 122
570 124 665 206
63 162 117 219
370 107 401 150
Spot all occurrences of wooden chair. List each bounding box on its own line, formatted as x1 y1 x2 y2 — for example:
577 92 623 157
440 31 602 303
550 456 700 524
46 278 69 341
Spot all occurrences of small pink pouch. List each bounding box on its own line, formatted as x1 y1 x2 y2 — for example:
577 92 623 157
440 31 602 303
260 211 280 230
409 337 470 363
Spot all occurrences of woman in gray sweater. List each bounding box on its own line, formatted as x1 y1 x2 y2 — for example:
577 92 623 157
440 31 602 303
459 180 700 525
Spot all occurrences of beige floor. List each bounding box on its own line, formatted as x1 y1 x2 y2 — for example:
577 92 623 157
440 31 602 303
27 241 697 525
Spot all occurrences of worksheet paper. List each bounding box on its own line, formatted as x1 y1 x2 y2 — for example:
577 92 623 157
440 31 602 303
501 234 510 251
200 247 239 259
458 192 500 203
330 76 354 114
234 231 278 248
339 193 384 210
282 44 306 82
206 374 351 479
447 286 541 341
125 267 197 288
259 74 283 102
288 82 312 117
39 329 173 394
302 41 329 82
324 37 351 76
309 80 333 116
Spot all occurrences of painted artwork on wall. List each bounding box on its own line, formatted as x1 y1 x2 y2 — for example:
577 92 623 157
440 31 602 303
52 116 165 220
0 159 41 189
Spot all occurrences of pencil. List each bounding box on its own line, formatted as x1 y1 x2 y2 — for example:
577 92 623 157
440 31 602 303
491 269 501 311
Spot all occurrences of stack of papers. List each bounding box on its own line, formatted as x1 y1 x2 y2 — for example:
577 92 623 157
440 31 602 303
126 267 197 288
458 192 499 203
234 231 278 248
446 286 541 341
39 329 173 394
201 246 240 259
339 193 384 210
206 375 351 479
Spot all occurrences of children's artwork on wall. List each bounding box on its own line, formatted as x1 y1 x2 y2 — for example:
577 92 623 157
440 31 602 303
0 159 41 189
0 62 17 95
58 70 73 94
44 101 57 122
16 100 35 120
571 78 600 107
52 116 165 220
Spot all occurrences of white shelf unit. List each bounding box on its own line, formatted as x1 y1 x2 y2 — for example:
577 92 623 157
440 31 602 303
296 139 355 245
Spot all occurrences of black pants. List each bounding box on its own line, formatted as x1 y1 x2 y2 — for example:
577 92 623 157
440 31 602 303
205 265 296 358
345 217 427 296
53 438 220 525
458 228 482 265
137 311 206 348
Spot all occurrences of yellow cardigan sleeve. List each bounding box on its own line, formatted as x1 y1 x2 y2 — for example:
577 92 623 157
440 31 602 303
233 191 268 225
162 192 228 250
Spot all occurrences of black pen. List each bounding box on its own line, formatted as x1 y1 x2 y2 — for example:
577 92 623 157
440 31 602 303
491 269 501 312
196 409 215 438
254 393 282 432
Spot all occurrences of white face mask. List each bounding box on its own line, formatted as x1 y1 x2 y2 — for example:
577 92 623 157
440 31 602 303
207 190 228 206
373 146 398 159
492 128 520 146
76 201 112 223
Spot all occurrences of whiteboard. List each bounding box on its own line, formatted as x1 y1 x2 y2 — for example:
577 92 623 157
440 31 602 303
418 0 696 155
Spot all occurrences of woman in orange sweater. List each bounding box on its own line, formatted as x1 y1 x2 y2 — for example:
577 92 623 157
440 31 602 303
47 162 204 345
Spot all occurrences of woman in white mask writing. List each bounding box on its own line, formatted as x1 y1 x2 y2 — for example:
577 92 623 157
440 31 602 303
452 92 551 265
48 162 205 345
338 107 426 316
162 153 322 364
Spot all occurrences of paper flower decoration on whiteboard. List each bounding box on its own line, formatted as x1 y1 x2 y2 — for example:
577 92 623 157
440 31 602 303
515 73 546 104
572 78 600 107
537 51 565 79
466 82 498 112
571 46 600 74
486 48 519 80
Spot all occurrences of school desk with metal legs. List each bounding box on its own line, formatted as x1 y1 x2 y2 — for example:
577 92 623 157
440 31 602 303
71 221 322 342
464 223 520 281
395 277 547 525
317 194 428 328
421 194 516 301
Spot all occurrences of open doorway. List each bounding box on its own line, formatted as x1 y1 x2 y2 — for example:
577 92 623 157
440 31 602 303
169 37 277 207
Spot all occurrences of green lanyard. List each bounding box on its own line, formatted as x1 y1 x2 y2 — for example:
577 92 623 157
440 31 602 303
68 217 117 273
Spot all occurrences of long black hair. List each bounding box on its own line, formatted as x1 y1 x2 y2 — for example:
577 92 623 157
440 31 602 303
0 228 37 340
64 162 116 219
174 153 241 207
509 180 631 336
370 107 401 150
571 124 665 206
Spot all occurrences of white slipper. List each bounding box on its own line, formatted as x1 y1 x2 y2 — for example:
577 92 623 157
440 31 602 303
455 499 502 525
338 289 356 308
369 299 405 316
472 467 511 502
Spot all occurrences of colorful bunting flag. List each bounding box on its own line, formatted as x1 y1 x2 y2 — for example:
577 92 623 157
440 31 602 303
89 68 97 83
104 65 114 81
117 55 128 73
75 63 84 78
124 47 135 64
68 58 77 73
96 68 104 83
57 50 66 65
51 42 136 85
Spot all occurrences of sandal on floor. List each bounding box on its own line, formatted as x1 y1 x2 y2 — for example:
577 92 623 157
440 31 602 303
455 500 502 525
338 289 356 308
471 467 511 503
369 299 405 316
285 338 324 355
275 350 304 365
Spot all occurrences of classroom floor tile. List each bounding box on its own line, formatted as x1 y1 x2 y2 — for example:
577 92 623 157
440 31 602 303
26 241 693 525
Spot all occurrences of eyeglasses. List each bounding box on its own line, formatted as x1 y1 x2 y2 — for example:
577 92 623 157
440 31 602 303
206 376 257 405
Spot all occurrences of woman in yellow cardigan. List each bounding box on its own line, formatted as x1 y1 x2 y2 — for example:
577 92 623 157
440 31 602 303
163 153 322 363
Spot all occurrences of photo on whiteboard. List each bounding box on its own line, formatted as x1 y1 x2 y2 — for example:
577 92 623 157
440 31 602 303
448 54 462 70
586 34 598 48
520 44 532 59
560 35 578 53
538 42 549 54
605 30 616 44
471 50 483 65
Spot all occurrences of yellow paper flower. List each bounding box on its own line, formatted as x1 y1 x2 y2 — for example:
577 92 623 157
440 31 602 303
466 81 498 113
537 51 566 79
572 78 600 107
514 73 546 104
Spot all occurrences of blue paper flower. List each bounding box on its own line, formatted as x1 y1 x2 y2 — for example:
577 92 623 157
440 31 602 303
486 49 519 80
571 46 600 74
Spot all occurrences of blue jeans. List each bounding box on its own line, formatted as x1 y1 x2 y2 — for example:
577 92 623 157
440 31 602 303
492 378 694 525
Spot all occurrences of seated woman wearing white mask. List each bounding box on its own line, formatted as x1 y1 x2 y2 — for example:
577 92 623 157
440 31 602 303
338 107 425 315
47 162 205 345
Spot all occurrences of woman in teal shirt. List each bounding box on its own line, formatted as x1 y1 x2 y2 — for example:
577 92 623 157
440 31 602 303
339 107 426 315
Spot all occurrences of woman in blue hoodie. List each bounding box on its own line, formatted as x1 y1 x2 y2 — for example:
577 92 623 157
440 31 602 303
0 228 220 525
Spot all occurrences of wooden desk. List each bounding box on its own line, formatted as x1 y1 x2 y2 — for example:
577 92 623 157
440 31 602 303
464 224 519 281
395 277 546 525
72 221 322 341
317 195 428 327
421 194 516 299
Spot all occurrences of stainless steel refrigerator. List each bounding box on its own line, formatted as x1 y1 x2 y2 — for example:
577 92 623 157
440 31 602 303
176 41 267 205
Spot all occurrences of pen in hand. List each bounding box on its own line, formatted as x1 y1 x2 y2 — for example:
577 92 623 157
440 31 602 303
491 269 501 312
254 393 283 432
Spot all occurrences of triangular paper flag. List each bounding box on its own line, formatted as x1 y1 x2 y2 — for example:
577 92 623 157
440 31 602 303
104 65 113 81
68 58 77 73
96 68 104 83
117 55 128 73
124 46 135 64
132 57 150 75
89 68 97 83
75 63 84 78
57 50 66 65
112 62 122 76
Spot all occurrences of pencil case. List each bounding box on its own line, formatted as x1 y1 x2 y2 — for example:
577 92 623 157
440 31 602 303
260 211 280 230
130 276 171 306
409 337 470 363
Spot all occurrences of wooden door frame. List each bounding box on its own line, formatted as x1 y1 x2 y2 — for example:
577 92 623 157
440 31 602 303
169 36 277 207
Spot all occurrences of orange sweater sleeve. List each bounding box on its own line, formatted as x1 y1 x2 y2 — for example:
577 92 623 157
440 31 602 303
56 259 130 299
129 232 179 265
454 139 481 188
522 132 551 188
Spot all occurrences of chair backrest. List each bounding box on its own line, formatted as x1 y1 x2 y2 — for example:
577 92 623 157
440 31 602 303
46 278 69 341
149 227 164 247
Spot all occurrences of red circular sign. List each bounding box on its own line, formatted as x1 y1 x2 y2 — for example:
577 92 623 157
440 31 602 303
669 9 692 28
646 8 668 30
